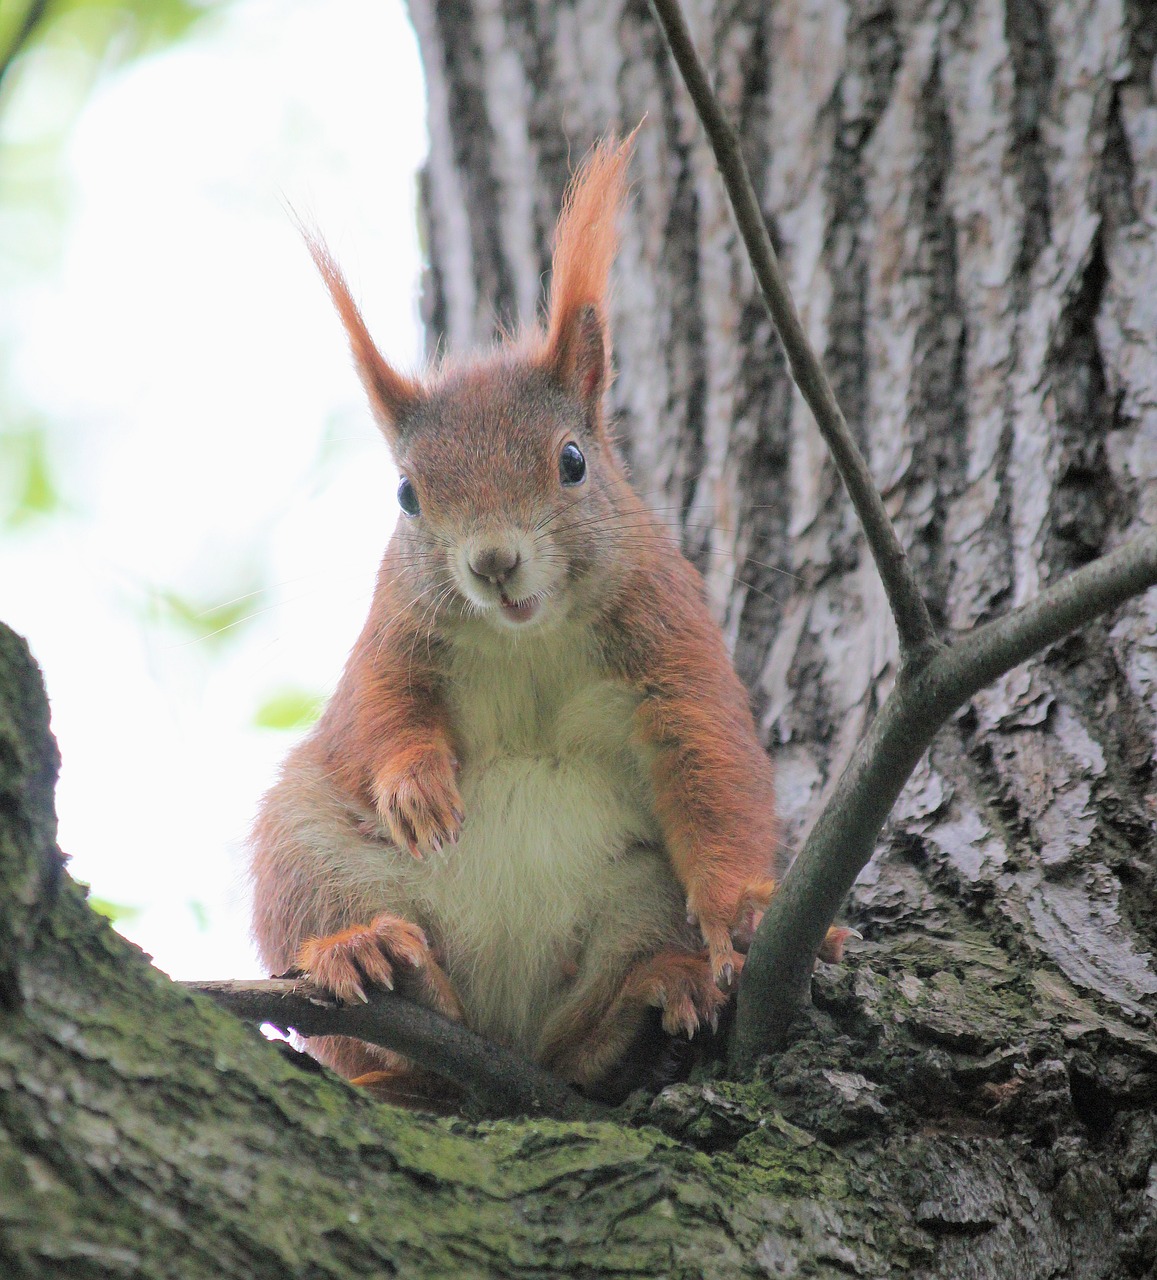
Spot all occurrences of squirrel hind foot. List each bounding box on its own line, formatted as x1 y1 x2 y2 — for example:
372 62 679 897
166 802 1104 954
540 946 727 1091
622 947 729 1038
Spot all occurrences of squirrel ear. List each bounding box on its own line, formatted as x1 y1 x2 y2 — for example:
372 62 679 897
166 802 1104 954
304 232 421 444
542 133 634 412
548 303 607 406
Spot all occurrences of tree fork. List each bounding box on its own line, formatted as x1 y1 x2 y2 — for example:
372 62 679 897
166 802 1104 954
647 0 1157 1070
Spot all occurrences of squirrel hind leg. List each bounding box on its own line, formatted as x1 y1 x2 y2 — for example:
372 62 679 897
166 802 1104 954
538 945 724 1095
295 914 465 1106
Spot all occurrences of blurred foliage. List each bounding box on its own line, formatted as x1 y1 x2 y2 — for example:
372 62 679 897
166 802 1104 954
88 893 142 923
1 0 228 523
253 685 324 731
187 899 210 932
0 419 66 527
1 0 214 94
147 577 267 650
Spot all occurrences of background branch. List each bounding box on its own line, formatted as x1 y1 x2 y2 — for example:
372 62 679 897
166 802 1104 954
647 0 938 662
185 978 604 1121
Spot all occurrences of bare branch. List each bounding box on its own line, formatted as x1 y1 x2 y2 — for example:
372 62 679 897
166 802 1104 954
184 978 604 1121
647 0 938 662
731 528 1157 1071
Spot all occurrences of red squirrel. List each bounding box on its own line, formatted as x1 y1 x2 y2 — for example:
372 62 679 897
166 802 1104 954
250 137 819 1102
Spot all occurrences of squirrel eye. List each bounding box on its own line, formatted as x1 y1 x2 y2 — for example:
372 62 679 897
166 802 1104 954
559 442 586 486
397 477 420 517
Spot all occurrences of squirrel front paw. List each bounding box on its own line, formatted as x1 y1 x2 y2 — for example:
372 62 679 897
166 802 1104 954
296 913 463 1019
373 749 464 859
688 878 856 980
685 886 748 985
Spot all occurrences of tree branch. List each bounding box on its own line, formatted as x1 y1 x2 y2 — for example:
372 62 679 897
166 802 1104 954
731 528 1157 1071
647 0 938 662
184 977 605 1121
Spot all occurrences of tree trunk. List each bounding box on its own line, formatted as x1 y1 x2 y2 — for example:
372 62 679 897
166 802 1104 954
4 1 1157 1275
410 0 1157 1268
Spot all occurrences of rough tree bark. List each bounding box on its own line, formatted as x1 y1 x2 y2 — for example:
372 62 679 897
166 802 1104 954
3 1 1157 1276
411 0 1157 1267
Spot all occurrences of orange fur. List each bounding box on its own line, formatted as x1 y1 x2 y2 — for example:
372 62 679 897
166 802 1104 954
297 913 463 1019
305 233 422 434
250 133 837 1106
543 134 634 403
540 947 727 1087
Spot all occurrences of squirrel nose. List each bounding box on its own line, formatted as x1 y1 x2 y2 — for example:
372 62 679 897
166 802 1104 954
468 546 521 586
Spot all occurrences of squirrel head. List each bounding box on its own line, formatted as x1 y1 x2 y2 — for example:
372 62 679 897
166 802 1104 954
308 135 637 634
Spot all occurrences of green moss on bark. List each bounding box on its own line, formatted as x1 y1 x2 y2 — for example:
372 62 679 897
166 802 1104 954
3 622 1157 1278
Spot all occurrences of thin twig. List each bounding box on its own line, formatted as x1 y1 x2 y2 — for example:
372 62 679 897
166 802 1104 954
731 528 1157 1071
184 977 605 1121
647 0 938 663
0 0 50 94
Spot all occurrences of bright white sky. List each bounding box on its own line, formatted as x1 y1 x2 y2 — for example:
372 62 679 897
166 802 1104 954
1 0 425 978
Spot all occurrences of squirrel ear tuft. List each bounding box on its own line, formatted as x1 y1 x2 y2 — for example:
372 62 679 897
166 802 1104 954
304 231 421 443
543 132 635 410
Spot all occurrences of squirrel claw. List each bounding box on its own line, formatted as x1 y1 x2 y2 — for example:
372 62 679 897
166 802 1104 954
296 914 433 1005
629 949 729 1041
375 749 464 859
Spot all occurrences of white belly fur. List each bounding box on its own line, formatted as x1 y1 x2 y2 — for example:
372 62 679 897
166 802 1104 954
412 620 663 1050
269 619 674 1054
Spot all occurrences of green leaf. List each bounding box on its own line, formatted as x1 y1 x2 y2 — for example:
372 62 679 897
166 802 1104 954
1 426 64 527
253 686 325 731
88 895 142 925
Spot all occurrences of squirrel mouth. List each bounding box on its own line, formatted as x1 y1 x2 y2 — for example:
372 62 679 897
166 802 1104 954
498 591 540 624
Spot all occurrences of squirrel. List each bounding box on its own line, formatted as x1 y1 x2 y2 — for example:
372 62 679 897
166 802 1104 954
250 136 837 1105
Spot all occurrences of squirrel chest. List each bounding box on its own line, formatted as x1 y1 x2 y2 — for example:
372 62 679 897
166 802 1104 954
406 622 668 1048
